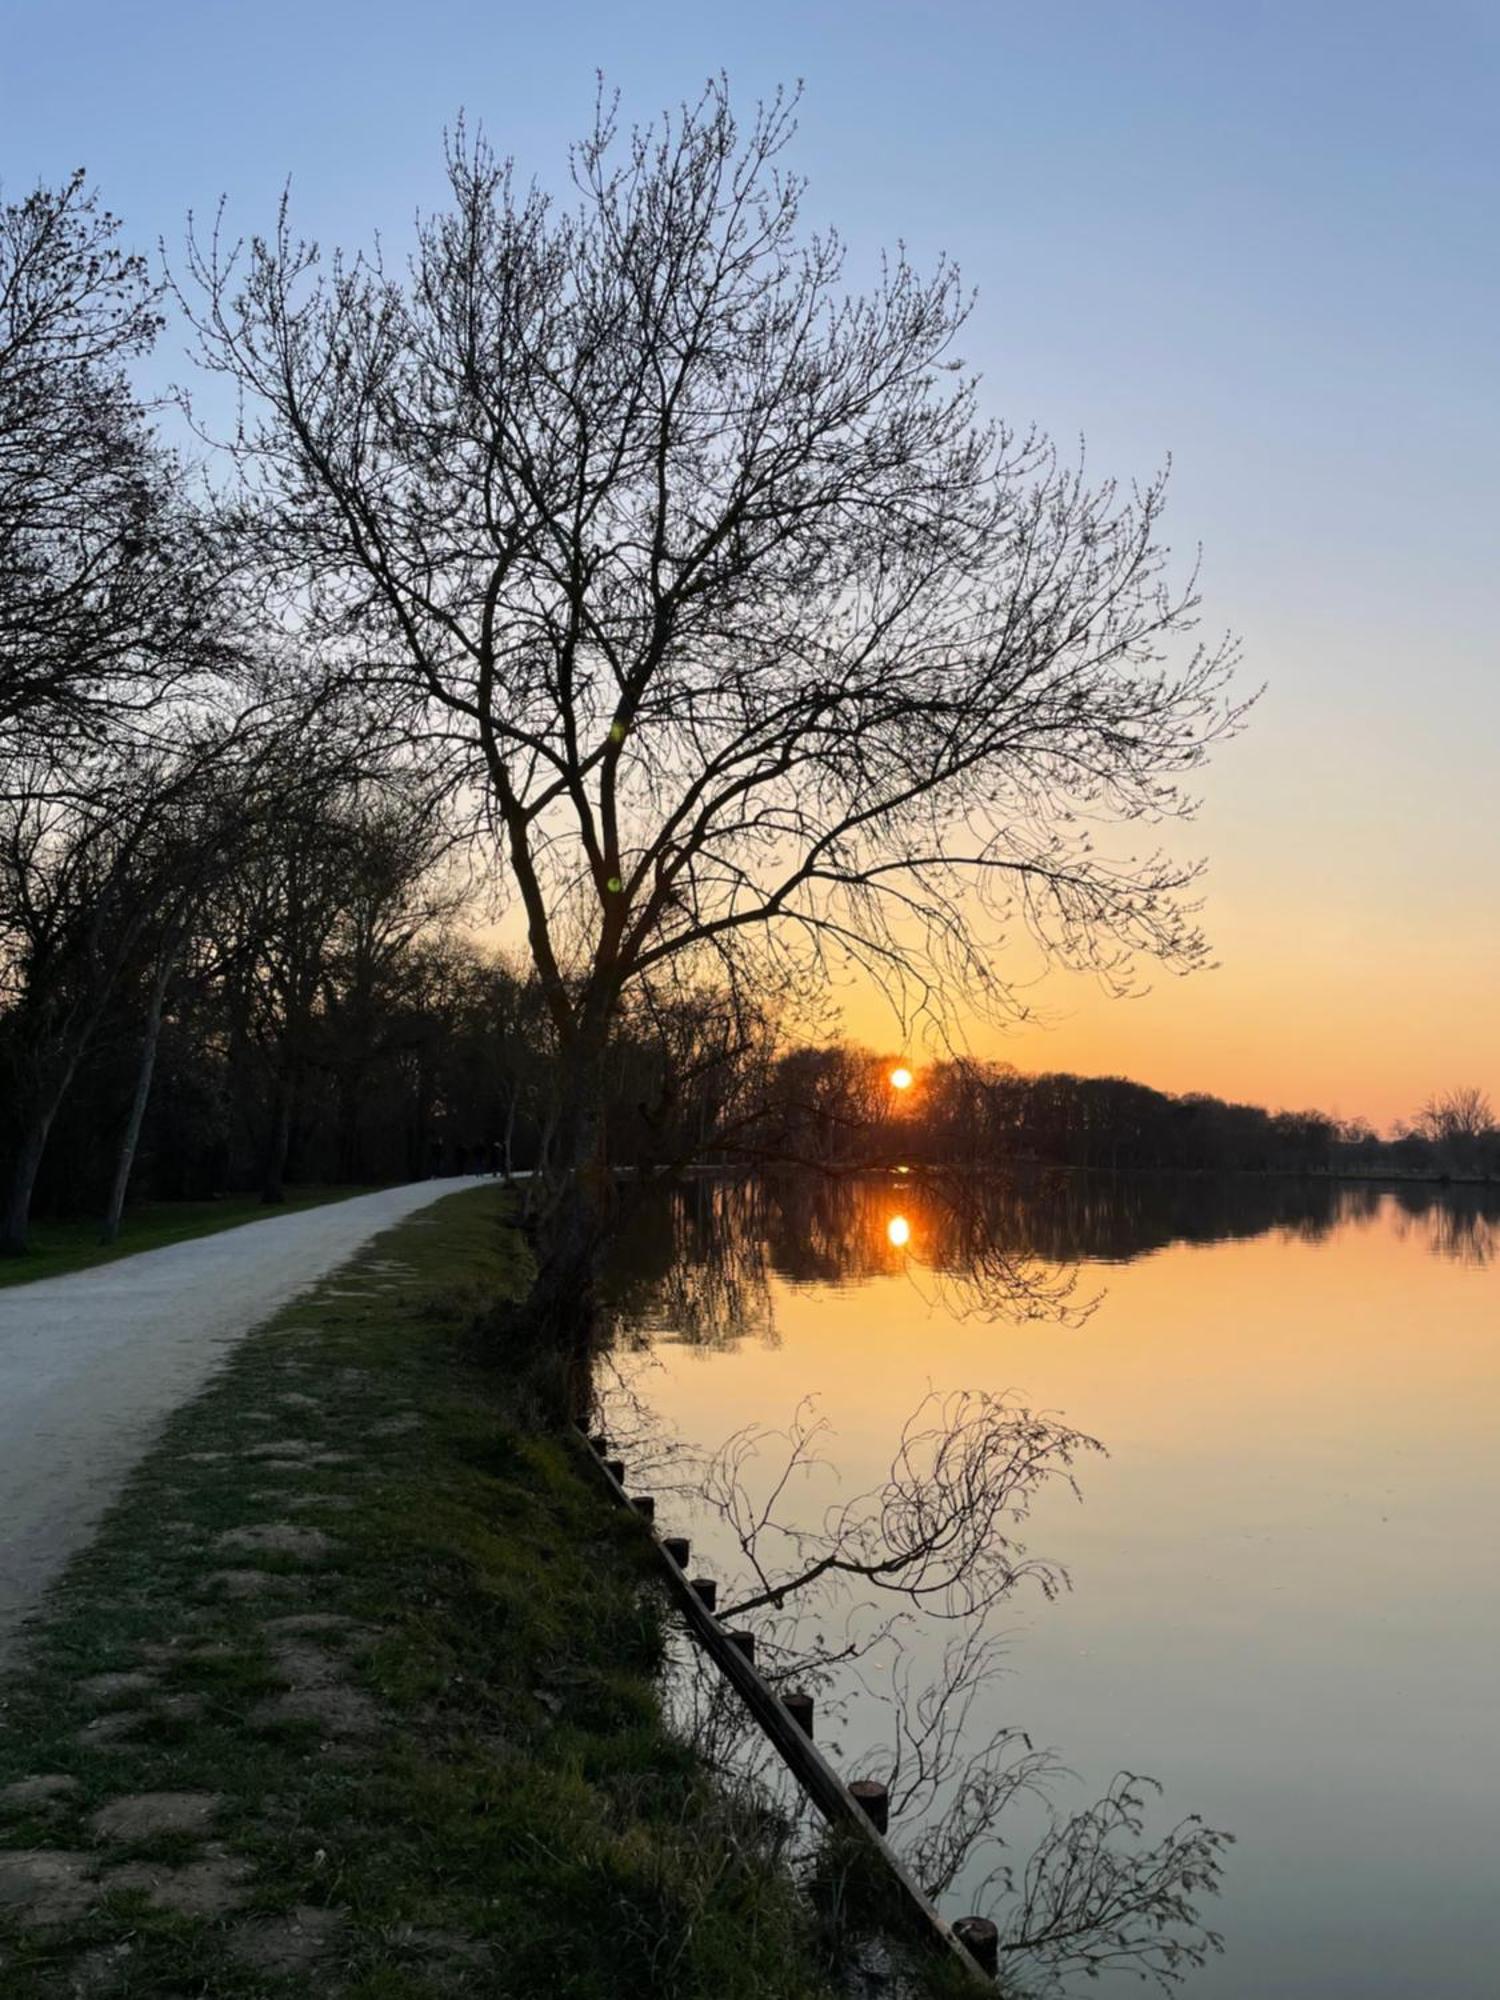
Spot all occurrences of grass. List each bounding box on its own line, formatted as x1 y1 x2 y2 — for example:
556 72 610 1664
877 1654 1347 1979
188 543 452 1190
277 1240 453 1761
0 1186 381 1289
0 1184 845 1998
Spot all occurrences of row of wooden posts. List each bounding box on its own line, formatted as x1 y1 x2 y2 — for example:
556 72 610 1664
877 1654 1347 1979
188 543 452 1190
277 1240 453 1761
580 1429 1002 1986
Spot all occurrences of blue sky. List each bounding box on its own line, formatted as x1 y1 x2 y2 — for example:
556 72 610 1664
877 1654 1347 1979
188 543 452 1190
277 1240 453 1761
4 0 1496 1120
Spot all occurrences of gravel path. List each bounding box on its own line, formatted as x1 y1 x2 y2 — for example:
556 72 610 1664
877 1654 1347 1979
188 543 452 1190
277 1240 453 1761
0 1179 488 1661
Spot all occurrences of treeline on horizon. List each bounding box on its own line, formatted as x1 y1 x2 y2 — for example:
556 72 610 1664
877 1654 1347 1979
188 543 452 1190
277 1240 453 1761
754 1047 1499 1181
5 827 1493 1251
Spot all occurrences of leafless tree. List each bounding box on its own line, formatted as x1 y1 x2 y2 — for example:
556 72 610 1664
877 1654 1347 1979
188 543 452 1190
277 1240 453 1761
0 171 230 754
179 79 1244 1332
201 742 447 1204
1414 1085 1496 1179
314 788 461 1180
0 728 257 1251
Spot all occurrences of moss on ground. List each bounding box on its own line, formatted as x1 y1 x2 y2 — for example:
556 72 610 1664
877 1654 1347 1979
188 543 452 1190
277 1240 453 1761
0 1186 840 1997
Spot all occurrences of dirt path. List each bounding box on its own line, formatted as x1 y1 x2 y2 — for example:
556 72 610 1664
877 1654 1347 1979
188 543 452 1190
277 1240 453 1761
0 1179 487 1660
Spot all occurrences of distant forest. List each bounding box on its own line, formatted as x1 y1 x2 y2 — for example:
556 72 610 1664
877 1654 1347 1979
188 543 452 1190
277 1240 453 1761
750 1051 1497 1182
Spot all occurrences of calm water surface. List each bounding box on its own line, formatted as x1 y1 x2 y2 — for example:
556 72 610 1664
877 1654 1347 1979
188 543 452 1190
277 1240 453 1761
608 1174 1499 1998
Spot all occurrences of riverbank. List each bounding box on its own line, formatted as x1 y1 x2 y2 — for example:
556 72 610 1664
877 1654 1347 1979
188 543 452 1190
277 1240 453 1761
0 1185 839 1998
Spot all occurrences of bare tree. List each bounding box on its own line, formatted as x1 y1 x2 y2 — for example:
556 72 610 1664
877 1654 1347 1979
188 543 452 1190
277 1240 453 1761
97 875 198 1245
201 743 439 1204
0 171 228 754
315 788 460 1181
1414 1085 1496 1179
92 709 312 1239
0 732 251 1252
181 81 1243 1331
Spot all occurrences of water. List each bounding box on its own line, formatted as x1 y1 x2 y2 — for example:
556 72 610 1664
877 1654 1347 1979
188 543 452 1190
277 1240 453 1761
607 1172 1500 1998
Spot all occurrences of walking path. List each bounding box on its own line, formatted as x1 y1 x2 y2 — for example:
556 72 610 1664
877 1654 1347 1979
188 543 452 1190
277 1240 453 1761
0 1178 487 1661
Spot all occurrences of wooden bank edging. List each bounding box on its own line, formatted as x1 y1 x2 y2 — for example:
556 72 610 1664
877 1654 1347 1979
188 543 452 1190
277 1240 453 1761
571 1427 999 1988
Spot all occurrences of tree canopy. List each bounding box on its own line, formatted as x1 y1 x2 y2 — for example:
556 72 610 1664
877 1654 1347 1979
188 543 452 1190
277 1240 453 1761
183 84 1242 1073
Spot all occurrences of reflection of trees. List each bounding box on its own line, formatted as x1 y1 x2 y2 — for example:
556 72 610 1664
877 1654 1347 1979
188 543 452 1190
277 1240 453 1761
607 1171 1493 1357
606 1171 1095 1348
607 1168 1492 1355
701 1392 1103 1624
602 1166 1491 1988
607 1382 1230 1993
1390 1181 1500 1267
606 1175 778 1350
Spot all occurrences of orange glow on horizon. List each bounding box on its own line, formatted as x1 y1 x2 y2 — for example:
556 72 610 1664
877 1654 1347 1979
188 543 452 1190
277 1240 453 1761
480 874 1498 1129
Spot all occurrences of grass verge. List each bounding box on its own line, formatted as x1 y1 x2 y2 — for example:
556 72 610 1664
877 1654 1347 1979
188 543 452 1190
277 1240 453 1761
0 1185 840 1997
0 1187 380 1290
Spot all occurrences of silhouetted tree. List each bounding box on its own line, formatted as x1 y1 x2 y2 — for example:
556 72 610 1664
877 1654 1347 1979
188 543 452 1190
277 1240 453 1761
0 731 250 1250
180 80 1242 1337
1415 1085 1496 1179
0 171 228 753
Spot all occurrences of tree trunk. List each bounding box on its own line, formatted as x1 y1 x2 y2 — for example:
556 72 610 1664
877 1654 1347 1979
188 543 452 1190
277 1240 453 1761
522 1033 614 1407
1 1105 57 1257
100 951 173 1244
261 1069 295 1205
336 1071 362 1184
0 1016 99 1256
502 1092 517 1180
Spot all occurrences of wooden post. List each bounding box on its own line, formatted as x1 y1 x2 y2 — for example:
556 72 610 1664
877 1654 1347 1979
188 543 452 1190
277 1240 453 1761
728 1629 755 1665
784 1691 814 1738
663 1536 690 1566
689 1577 718 1611
603 1458 625 1485
953 1917 999 1976
588 1433 608 1454
849 1779 890 1835
630 1495 656 1523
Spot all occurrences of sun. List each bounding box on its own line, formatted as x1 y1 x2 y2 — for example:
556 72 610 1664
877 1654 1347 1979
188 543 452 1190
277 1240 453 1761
887 1214 912 1248
889 1066 914 1092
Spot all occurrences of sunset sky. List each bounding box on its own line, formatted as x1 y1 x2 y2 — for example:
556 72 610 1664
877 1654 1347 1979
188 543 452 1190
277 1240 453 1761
6 0 1495 1129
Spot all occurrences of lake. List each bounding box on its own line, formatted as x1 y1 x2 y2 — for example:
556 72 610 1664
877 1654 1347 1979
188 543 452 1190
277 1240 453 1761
605 1172 1499 1998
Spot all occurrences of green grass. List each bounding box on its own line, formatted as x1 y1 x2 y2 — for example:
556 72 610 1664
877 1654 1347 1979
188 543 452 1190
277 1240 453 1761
0 1185 845 1998
0 1186 380 1288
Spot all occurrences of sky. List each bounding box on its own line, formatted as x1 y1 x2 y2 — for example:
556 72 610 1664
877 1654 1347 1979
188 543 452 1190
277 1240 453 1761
3 0 1496 1127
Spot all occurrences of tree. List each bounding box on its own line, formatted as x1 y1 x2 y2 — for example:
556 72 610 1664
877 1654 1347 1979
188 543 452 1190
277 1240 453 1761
1415 1085 1496 1179
0 734 241 1252
202 747 439 1205
0 171 227 753
92 707 321 1240
182 82 1242 1335
312 788 458 1181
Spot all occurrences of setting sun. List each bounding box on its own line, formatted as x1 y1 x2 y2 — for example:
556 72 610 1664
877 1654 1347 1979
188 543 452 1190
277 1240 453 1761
889 1066 914 1092
886 1214 911 1248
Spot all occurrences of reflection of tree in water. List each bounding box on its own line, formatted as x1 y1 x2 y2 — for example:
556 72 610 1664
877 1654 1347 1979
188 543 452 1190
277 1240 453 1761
607 1171 1489 1355
601 1382 1232 1994
607 1171 1090 1349
607 1176 779 1350
1389 1182 1500 1266
602 1166 1483 1988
